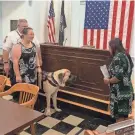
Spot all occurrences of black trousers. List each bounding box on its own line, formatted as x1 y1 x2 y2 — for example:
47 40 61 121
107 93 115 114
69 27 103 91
9 61 20 101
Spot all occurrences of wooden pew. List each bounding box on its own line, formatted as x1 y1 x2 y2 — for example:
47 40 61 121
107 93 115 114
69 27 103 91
40 44 111 115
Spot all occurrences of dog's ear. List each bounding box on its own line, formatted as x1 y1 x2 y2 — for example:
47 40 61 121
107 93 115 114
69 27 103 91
58 73 64 84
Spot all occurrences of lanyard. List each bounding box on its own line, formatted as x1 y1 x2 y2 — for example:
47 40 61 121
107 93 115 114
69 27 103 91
16 30 22 38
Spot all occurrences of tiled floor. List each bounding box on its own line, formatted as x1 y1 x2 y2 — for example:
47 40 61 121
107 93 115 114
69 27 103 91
20 108 112 135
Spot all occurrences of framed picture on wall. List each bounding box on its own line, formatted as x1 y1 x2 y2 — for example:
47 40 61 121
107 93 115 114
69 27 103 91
10 20 18 31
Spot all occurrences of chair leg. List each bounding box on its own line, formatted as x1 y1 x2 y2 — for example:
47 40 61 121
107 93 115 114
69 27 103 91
30 124 36 135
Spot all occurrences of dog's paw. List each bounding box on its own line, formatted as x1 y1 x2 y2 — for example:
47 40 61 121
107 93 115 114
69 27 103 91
45 109 51 116
55 108 62 112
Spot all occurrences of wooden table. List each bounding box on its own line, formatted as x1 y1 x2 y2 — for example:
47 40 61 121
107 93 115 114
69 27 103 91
0 98 44 135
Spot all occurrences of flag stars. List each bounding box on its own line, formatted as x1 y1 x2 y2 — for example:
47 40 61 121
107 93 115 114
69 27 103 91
84 1 110 29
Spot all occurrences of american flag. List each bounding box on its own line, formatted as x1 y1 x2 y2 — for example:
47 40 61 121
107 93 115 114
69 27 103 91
83 0 134 52
47 0 55 43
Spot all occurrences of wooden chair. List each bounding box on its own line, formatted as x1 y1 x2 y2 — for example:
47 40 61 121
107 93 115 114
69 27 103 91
6 77 11 87
0 75 7 92
0 83 40 135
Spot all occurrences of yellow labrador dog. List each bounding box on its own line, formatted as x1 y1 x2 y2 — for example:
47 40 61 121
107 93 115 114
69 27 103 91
40 69 75 116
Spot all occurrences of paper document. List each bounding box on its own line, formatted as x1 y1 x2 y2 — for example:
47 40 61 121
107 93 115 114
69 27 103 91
100 65 110 78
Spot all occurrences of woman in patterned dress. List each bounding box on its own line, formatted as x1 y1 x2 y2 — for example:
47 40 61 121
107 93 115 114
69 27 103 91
104 38 134 122
11 27 41 85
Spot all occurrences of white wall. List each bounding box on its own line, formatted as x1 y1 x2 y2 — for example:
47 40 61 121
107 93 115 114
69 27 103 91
39 1 48 43
70 1 80 48
26 1 41 41
1 1 43 41
2 1 27 40
78 2 86 48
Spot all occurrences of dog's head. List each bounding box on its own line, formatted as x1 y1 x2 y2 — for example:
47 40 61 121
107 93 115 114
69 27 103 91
65 74 77 86
55 69 76 87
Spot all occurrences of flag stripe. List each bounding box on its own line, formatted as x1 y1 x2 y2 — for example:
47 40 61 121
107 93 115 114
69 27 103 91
115 0 122 38
47 1 55 43
119 1 126 40
100 30 104 50
96 30 100 49
111 1 118 39
52 18 55 34
48 19 55 42
90 30 94 45
103 30 108 50
93 30 97 47
83 29 87 45
87 29 90 45
48 34 52 42
126 1 134 52
50 19 55 42
48 21 55 42
107 1 114 50
122 1 130 49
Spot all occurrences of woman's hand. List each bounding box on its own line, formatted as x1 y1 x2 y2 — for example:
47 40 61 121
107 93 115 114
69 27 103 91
16 76 22 83
104 78 110 84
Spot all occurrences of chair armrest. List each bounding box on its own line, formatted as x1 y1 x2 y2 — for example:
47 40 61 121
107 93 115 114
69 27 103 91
0 90 12 97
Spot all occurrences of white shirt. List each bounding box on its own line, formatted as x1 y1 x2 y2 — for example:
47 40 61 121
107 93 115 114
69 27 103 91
3 29 40 60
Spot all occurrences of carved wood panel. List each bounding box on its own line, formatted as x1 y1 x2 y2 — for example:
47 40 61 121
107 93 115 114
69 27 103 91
41 44 111 100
